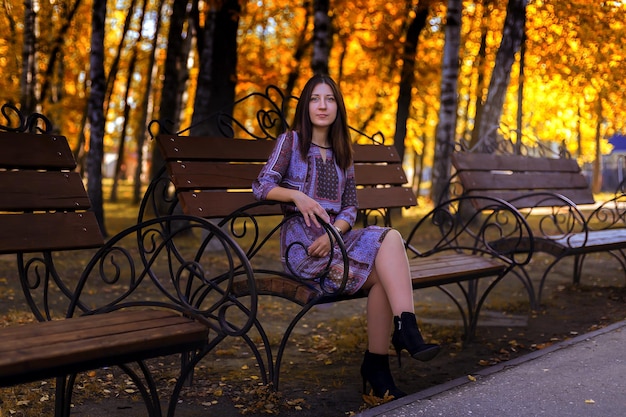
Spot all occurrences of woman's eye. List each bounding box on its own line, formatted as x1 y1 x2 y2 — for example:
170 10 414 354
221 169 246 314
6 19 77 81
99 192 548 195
310 97 319 102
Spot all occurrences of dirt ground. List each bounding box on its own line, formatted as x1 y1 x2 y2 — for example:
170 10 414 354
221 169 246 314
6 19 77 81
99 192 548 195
1 248 625 417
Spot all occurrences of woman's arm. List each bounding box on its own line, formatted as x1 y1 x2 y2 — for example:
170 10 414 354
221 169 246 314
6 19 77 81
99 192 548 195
334 163 358 232
266 187 329 228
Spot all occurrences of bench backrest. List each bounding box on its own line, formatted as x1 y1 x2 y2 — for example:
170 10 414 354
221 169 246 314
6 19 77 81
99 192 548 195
451 153 596 209
0 132 104 254
156 134 416 219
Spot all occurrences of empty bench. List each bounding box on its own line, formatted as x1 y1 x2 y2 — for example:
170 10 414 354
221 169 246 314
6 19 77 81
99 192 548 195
451 152 626 302
0 130 257 417
141 133 536 389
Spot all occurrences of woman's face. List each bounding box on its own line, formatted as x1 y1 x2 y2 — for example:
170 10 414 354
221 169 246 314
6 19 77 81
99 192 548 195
308 82 337 129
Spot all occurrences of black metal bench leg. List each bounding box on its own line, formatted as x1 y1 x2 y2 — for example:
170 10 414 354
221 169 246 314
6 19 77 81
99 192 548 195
573 254 584 285
55 375 69 417
118 362 163 417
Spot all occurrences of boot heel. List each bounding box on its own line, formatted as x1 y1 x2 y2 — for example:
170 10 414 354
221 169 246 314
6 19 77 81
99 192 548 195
392 312 441 366
393 345 402 368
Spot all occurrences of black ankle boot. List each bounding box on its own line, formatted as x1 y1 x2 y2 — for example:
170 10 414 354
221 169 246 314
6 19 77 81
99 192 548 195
391 312 441 367
360 350 406 399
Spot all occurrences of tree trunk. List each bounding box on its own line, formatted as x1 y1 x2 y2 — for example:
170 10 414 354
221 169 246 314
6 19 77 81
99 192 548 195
469 26 489 149
21 0 37 115
393 4 429 165
39 0 82 105
110 52 137 203
86 0 107 236
476 0 527 151
515 27 526 155
416 102 429 197
103 0 138 116
111 0 149 203
577 101 583 158
431 0 462 205
133 0 165 204
190 0 240 137
311 0 331 75
285 1 313 105
592 96 603 194
151 0 191 183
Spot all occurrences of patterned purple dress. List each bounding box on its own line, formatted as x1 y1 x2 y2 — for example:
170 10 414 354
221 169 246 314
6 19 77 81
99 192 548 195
252 131 390 295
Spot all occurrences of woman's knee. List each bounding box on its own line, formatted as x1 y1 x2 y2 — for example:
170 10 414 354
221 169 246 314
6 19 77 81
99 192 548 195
382 228 404 249
386 228 403 241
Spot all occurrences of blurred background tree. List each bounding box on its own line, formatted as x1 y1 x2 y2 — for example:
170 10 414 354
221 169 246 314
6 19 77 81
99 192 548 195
1 0 625 227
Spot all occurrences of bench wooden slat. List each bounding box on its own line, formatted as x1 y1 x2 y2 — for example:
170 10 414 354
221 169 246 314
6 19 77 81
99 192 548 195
357 187 416 209
0 171 92 211
0 309 173 339
168 161 262 189
0 133 76 169
158 135 275 162
458 171 590 192
233 276 321 306
452 153 582 173
0 310 192 350
177 187 416 219
352 144 401 163
168 161 408 190
179 190 281 217
544 229 626 252
464 190 596 208
409 253 506 288
354 164 407 186
0 310 208 386
0 212 104 254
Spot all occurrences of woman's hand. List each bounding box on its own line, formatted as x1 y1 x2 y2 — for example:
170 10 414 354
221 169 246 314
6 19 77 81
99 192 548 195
308 233 333 258
292 191 330 228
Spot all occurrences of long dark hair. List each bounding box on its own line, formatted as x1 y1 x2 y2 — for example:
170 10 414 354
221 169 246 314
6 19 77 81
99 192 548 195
292 74 353 170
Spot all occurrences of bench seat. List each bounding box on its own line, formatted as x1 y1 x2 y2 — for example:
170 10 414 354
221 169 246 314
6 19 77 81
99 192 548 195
452 152 626 302
146 134 535 389
0 129 257 417
232 253 508 305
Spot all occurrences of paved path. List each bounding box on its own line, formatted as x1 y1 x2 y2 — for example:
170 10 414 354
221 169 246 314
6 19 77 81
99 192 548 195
358 319 626 417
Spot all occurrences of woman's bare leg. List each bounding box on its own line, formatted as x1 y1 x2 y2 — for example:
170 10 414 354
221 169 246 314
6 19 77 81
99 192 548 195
365 280 393 353
363 229 415 353
360 229 438 398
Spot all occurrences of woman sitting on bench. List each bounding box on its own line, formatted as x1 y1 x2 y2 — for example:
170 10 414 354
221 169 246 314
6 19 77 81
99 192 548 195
252 74 440 400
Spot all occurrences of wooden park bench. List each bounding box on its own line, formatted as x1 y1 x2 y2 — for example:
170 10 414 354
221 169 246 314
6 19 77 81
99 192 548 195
141 132 536 389
451 152 626 303
0 122 257 417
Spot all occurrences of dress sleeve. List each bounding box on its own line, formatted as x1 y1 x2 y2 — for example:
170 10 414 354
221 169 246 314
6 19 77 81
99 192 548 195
336 163 358 227
252 132 294 201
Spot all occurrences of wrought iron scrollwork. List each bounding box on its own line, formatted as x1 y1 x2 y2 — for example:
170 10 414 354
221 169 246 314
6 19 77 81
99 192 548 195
68 215 257 337
404 195 536 339
0 103 53 133
148 84 387 144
